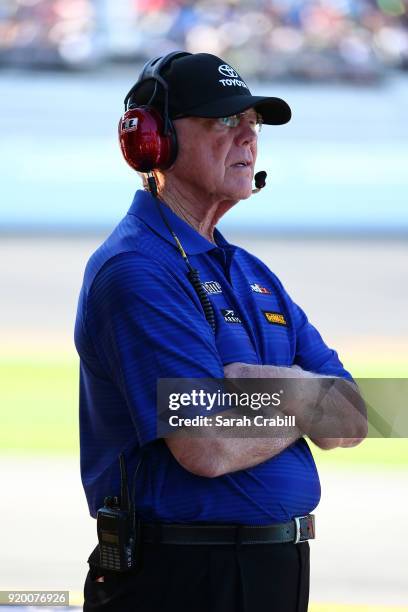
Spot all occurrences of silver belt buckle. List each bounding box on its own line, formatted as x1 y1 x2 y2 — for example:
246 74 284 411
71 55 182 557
294 514 315 544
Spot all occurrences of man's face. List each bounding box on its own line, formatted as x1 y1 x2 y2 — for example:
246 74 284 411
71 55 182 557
168 108 260 203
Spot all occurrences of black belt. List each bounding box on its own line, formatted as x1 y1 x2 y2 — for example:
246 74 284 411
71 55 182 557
142 514 315 545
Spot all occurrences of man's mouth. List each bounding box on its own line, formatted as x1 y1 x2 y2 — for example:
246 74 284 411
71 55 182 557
232 161 251 168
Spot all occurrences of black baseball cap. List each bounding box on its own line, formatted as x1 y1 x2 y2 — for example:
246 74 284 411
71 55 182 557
130 52 291 126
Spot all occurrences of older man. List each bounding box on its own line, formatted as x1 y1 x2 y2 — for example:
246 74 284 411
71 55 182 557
75 52 366 612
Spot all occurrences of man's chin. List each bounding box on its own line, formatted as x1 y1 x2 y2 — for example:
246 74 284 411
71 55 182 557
237 187 254 201
224 183 253 202
221 192 252 205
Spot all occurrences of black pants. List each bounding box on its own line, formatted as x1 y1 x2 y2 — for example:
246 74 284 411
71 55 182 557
83 541 310 612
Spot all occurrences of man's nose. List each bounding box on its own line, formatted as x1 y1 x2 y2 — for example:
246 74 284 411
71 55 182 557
234 122 258 147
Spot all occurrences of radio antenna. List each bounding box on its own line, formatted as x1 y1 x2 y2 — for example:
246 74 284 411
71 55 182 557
119 453 131 512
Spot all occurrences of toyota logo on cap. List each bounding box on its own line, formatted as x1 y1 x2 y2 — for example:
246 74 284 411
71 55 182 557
218 64 238 78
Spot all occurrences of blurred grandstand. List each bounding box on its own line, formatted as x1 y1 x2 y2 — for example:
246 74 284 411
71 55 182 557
0 0 407 81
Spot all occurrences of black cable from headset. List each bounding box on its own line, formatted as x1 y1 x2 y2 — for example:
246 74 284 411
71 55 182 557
137 53 215 333
147 175 216 334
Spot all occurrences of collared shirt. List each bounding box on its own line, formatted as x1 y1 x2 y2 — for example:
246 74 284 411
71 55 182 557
75 189 352 523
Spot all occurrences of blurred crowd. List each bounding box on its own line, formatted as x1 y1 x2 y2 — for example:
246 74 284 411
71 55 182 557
0 0 407 81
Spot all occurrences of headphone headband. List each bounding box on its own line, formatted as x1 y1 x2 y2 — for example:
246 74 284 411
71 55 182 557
142 51 191 83
123 51 191 113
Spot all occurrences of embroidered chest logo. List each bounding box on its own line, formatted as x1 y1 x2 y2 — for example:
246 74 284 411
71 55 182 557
263 311 287 326
250 283 272 295
202 281 223 295
221 309 242 324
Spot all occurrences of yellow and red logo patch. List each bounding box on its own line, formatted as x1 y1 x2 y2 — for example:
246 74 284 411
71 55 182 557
262 311 287 326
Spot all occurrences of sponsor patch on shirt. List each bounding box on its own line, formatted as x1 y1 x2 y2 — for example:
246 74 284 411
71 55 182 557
221 309 242 324
202 281 223 295
250 283 272 295
262 311 287 326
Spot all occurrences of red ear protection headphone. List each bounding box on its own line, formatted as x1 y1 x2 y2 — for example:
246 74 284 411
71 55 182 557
118 51 191 173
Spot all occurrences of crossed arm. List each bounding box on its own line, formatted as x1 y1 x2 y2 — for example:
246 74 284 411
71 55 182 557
165 362 367 478
90 254 367 479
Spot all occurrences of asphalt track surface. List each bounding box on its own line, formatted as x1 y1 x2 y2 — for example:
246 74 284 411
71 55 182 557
0 457 407 608
1 235 407 360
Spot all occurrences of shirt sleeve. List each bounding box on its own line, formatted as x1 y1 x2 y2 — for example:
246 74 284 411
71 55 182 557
290 299 353 380
85 251 225 446
269 273 354 381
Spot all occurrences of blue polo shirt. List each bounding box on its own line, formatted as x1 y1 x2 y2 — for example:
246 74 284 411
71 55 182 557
75 189 352 523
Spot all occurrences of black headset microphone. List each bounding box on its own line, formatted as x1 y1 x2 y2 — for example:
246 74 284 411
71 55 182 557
252 170 267 194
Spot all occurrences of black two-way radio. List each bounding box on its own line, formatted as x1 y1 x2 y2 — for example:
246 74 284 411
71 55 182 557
96 453 142 572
